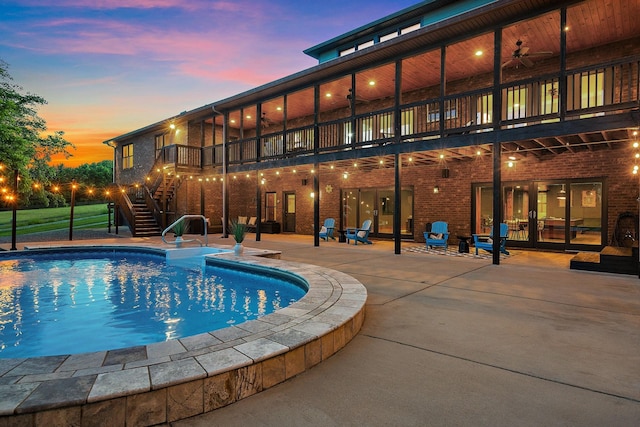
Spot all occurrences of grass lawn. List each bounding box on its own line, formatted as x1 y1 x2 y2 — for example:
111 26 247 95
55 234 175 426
0 204 110 236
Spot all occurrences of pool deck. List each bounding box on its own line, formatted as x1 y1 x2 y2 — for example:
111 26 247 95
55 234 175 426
1 232 640 426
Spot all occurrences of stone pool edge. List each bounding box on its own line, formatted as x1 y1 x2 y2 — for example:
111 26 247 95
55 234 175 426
0 245 367 426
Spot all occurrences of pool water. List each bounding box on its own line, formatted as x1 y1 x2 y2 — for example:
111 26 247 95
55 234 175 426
0 250 306 358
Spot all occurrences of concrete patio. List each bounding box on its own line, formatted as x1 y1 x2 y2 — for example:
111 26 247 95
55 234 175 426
2 231 639 426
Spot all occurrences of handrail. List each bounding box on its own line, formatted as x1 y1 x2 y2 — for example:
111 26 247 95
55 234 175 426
161 215 209 247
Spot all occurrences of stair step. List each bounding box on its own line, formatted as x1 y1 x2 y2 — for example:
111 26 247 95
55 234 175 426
570 246 638 275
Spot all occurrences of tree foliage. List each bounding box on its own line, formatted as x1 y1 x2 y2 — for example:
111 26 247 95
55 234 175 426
0 60 73 175
1 60 113 209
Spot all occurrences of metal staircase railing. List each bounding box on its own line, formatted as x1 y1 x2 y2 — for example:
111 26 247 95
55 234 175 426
161 214 209 247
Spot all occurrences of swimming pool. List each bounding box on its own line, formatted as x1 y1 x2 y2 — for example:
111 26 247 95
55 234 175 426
0 247 307 358
0 244 366 425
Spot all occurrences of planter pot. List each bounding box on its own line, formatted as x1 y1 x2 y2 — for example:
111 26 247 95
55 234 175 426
234 242 244 255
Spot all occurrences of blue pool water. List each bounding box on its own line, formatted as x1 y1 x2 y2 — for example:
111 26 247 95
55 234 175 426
0 249 307 358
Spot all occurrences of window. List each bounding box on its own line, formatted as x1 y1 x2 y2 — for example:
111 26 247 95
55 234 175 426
540 81 559 115
122 144 133 169
505 86 527 120
401 109 414 136
339 47 356 57
361 117 373 142
155 134 166 158
581 70 604 109
343 121 353 145
400 23 420 35
427 102 457 122
380 31 398 42
477 94 493 125
357 40 374 51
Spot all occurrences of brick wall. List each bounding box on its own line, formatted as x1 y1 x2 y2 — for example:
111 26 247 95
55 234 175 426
181 143 636 246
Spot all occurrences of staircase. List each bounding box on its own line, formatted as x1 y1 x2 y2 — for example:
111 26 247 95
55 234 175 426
131 202 162 237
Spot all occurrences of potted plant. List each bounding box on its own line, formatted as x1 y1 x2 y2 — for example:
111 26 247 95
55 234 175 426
229 220 246 254
173 220 188 247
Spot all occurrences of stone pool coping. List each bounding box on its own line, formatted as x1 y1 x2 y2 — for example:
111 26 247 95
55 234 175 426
0 245 367 426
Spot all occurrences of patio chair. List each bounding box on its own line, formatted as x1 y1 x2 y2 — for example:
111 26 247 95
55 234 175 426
319 218 336 241
473 223 510 255
424 221 449 250
345 219 373 245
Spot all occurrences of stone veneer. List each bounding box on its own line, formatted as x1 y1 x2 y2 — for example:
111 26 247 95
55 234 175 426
0 247 367 426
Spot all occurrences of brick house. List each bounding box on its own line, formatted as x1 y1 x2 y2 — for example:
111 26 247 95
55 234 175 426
105 0 640 261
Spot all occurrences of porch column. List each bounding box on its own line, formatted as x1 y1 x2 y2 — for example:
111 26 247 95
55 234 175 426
394 60 402 255
394 154 402 255
314 161 320 247
492 29 503 265
313 84 320 247
222 111 229 238
256 174 262 242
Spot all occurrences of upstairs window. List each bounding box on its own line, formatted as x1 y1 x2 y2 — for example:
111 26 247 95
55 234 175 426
122 144 134 169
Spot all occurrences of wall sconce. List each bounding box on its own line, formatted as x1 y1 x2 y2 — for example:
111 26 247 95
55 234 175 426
310 192 315 198
433 186 439 194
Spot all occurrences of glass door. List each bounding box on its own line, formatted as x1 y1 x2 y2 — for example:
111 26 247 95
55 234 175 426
359 189 377 233
503 183 532 246
473 179 605 251
341 187 414 238
283 192 295 232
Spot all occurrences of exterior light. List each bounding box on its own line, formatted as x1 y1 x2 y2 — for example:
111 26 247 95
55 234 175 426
433 186 439 194
310 192 315 198
343 172 348 179
475 50 483 56
169 123 175 129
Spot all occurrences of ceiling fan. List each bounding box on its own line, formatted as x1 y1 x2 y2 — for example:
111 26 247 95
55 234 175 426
502 40 553 68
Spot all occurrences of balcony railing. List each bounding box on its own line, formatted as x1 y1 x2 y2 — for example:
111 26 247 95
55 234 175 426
158 57 639 171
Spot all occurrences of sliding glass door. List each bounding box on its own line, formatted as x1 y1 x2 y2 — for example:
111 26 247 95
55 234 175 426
473 179 605 251
341 187 414 238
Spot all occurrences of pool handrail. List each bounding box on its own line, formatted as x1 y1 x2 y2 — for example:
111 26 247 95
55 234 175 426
161 214 208 246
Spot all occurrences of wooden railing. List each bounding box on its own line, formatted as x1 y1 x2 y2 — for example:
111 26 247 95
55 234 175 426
148 57 639 172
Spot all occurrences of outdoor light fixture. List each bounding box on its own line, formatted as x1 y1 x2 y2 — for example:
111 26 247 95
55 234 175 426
433 186 439 194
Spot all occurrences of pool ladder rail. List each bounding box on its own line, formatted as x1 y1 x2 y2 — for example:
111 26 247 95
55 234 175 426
161 215 209 247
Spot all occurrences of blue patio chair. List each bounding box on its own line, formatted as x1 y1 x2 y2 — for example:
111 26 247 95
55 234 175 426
345 219 373 245
473 223 510 256
423 221 449 250
319 218 336 241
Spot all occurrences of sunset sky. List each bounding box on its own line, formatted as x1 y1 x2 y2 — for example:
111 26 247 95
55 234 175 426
1 0 419 167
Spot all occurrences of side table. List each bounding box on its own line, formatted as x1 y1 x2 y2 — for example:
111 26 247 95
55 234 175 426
457 235 470 253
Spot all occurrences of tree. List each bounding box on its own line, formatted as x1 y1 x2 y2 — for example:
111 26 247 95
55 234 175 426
0 60 73 206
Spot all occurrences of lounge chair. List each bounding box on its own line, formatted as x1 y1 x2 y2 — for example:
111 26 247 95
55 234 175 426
319 218 336 241
424 221 449 250
345 219 372 245
473 223 510 255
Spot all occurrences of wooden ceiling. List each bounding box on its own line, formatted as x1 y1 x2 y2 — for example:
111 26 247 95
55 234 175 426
220 0 639 171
